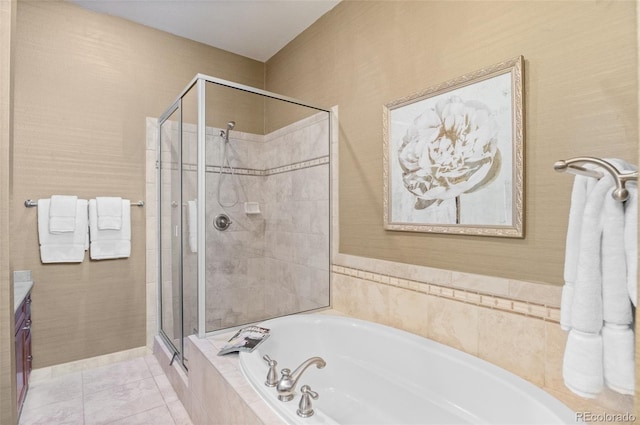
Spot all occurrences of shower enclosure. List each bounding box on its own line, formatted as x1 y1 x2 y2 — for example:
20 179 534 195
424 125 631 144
157 74 331 368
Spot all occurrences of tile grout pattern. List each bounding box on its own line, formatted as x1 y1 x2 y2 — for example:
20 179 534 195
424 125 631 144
19 356 193 425
332 264 562 323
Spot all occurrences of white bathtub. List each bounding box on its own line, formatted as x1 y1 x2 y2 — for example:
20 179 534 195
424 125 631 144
239 314 576 425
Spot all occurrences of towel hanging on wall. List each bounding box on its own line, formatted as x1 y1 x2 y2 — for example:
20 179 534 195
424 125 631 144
49 195 78 233
37 198 88 263
89 199 131 260
96 196 123 230
560 157 637 398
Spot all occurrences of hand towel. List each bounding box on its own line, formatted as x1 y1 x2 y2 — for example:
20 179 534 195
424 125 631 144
561 175 591 330
187 200 197 253
563 175 613 397
96 197 123 230
570 175 614 333
49 195 78 233
563 329 603 398
602 186 632 326
38 198 88 263
89 199 131 260
602 324 635 395
624 183 637 307
605 158 638 308
602 182 635 395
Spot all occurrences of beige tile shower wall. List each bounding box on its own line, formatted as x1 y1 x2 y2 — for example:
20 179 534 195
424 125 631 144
0 0 16 422
11 1 265 368
266 1 638 286
262 114 330 315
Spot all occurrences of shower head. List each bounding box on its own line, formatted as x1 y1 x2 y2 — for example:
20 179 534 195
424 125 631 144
222 121 235 143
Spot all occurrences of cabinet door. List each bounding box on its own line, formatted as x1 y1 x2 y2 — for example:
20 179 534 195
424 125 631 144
25 327 32 381
15 326 26 410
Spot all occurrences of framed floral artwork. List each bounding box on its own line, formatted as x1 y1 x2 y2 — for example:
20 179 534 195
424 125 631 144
383 56 524 237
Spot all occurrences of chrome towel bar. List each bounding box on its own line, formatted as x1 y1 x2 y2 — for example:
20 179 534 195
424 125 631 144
24 199 144 208
554 156 638 202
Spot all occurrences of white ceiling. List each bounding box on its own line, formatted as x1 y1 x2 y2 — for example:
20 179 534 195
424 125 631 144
69 0 340 62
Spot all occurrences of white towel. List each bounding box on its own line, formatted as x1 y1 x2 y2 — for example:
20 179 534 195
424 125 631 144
563 329 603 398
563 175 614 397
602 186 632 326
49 195 78 233
96 197 123 230
602 324 635 395
560 175 592 330
624 183 637 307
89 199 131 260
38 198 88 263
187 200 197 253
601 183 635 395
570 175 613 333
605 159 638 308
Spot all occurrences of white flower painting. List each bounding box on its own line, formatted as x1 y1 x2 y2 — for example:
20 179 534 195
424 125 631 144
383 56 524 237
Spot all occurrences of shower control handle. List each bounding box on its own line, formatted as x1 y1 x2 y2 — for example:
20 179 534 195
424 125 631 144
213 214 232 231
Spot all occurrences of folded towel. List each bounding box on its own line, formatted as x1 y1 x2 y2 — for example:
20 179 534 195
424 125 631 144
563 176 613 398
96 197 123 230
38 198 88 263
49 195 78 233
625 183 637 307
561 175 591 330
563 329 603 398
570 175 614 333
602 186 632 325
187 200 197 253
602 323 635 395
89 199 131 260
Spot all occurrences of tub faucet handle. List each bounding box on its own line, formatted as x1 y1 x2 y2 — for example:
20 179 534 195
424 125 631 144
276 357 325 402
263 355 278 387
297 385 319 418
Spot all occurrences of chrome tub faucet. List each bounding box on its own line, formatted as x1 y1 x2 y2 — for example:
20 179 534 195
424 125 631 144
276 356 326 401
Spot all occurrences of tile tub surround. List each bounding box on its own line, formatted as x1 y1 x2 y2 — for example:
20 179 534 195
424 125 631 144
330 257 634 422
157 308 632 425
153 335 284 425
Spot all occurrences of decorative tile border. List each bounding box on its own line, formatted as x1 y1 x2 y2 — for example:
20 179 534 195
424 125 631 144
264 155 329 176
331 264 561 323
162 155 330 177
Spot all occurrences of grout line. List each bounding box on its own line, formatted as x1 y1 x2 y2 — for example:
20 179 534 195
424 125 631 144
332 264 561 323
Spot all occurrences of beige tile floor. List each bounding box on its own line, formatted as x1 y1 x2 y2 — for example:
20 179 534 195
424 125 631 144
18 355 193 425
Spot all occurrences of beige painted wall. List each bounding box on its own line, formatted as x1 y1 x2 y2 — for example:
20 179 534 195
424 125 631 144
11 1 264 368
266 0 638 286
0 0 16 422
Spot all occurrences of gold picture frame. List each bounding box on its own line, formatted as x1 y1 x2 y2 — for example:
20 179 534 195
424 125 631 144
383 56 524 237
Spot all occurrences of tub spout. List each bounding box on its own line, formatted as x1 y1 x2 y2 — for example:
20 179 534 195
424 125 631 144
276 356 326 402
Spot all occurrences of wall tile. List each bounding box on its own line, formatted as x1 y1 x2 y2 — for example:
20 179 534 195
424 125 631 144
427 295 479 355
386 285 429 338
477 308 546 386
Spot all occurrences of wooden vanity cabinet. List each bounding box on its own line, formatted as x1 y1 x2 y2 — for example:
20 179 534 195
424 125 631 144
15 292 32 413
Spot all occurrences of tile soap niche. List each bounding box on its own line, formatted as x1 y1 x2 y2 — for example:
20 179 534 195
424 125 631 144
244 202 261 215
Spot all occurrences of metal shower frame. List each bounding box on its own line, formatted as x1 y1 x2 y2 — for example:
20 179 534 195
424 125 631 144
157 74 331 366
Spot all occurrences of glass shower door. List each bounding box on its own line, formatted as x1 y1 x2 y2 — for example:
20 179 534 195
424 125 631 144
158 103 185 365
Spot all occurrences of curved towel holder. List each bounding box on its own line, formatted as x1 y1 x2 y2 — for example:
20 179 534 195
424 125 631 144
554 156 638 202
